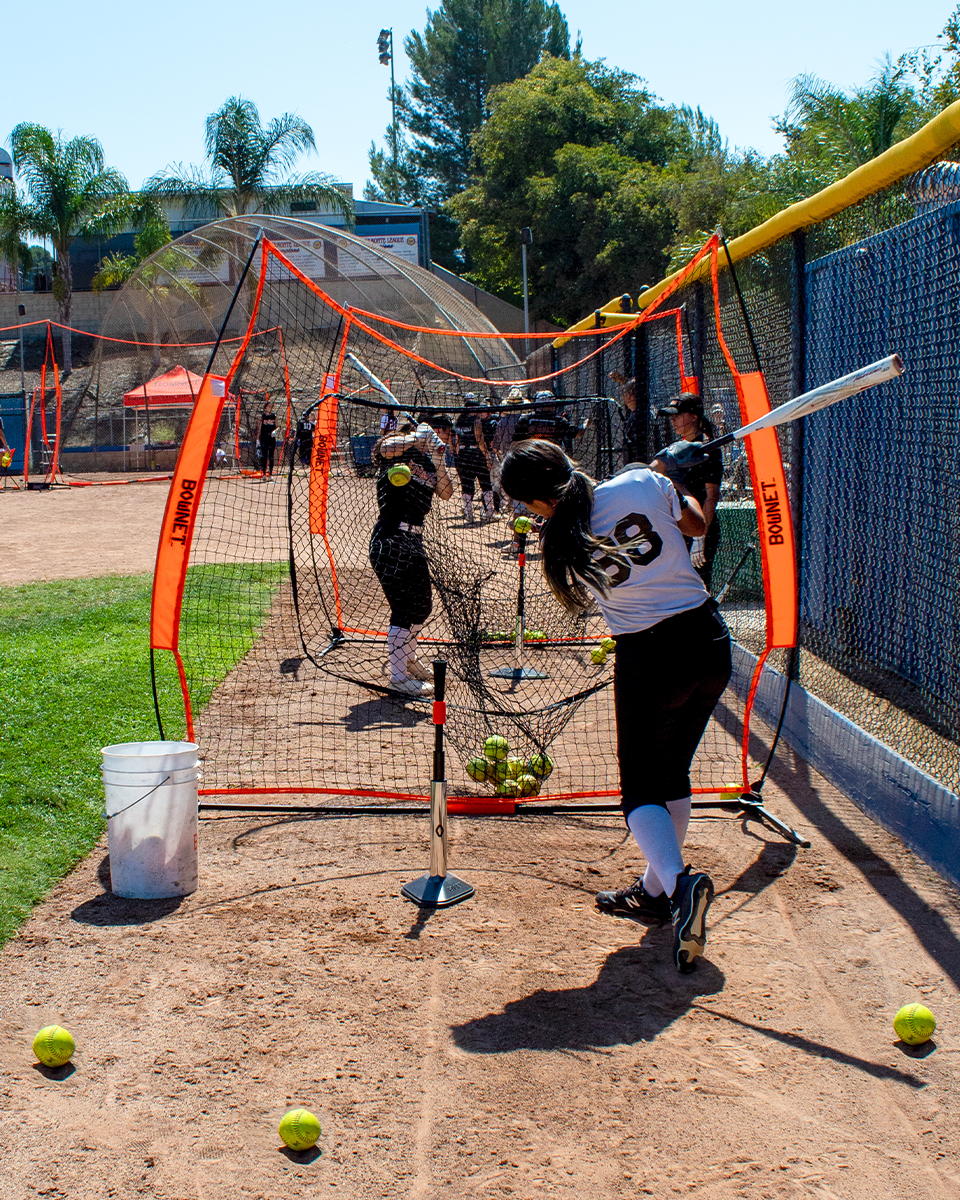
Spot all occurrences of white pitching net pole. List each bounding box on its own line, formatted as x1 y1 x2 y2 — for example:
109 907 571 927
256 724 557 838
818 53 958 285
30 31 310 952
344 353 401 406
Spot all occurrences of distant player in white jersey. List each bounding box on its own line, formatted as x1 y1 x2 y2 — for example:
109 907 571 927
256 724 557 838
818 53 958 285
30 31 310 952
499 439 732 973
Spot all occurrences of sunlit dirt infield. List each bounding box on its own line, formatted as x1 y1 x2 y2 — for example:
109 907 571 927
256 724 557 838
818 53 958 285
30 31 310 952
1 478 959 1199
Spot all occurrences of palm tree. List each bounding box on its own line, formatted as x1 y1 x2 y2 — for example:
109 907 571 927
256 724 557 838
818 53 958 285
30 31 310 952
145 96 352 222
776 59 923 181
8 124 154 371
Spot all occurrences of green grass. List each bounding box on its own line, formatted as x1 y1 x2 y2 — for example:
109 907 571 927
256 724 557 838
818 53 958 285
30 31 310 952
0 565 286 946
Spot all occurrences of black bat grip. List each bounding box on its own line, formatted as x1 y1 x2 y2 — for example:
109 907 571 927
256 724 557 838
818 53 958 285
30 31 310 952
432 658 447 782
698 432 735 454
432 658 447 702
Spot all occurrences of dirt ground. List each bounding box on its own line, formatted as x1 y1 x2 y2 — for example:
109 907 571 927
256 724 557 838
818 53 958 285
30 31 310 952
1 483 959 1200
0 475 170 585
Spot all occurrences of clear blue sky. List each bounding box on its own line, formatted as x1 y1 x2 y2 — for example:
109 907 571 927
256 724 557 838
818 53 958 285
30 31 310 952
5 1 956 193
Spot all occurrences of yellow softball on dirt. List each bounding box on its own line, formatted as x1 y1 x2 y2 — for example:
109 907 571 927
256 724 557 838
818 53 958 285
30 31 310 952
278 1108 322 1151
387 463 412 486
600 636 615 653
33 1025 75 1068
590 647 607 665
484 735 509 761
497 778 522 798
517 773 541 796
893 1003 936 1045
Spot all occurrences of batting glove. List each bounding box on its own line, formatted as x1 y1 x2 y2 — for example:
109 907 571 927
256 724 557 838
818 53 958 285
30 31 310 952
690 537 706 569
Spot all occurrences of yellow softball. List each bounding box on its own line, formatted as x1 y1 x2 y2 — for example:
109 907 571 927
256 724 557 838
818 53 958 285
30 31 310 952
893 1003 936 1045
33 1025 75 1068
278 1108 322 1151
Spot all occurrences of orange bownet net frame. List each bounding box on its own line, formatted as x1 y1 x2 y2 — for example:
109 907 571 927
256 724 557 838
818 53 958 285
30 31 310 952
148 232 796 812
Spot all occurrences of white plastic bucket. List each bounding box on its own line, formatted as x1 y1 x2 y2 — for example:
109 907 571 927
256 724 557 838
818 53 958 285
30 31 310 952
101 742 200 899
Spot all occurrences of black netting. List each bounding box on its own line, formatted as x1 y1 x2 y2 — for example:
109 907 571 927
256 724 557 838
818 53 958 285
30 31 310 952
147 230 754 803
657 165 960 796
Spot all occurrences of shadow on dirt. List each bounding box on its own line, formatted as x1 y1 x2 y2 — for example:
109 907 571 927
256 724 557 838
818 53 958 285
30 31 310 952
294 697 431 732
695 1007 929 1088
749 720 960 991
69 855 185 927
451 933 725 1052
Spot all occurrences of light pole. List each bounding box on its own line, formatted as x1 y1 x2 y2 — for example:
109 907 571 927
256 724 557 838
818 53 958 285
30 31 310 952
520 227 532 360
18 304 27 474
377 29 398 192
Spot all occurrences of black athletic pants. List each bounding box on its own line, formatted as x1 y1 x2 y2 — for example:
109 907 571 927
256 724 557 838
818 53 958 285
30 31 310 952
369 525 433 629
455 450 491 496
260 437 276 476
614 599 732 818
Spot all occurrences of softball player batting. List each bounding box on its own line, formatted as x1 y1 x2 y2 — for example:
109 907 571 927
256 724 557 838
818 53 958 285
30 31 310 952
370 413 454 697
499 439 732 972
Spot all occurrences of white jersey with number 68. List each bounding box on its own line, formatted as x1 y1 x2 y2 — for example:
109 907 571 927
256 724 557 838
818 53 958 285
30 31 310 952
588 468 708 636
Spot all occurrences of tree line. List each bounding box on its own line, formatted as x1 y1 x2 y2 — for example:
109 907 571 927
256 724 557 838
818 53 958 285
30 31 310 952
367 0 960 324
4 1 960 373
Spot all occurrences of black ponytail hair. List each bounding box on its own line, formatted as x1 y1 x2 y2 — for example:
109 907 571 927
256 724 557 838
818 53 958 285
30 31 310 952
500 439 619 614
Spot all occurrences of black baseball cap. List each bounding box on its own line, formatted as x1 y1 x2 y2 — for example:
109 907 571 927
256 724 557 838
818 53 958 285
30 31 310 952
657 392 703 417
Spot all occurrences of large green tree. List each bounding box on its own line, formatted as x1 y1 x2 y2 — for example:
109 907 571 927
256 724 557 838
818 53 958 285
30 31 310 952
146 96 351 222
659 106 786 270
366 0 570 267
4 125 154 371
450 57 680 323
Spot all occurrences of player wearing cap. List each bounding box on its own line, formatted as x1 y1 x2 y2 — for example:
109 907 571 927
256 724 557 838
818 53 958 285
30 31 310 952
453 394 496 525
652 393 723 590
498 438 731 973
370 414 454 696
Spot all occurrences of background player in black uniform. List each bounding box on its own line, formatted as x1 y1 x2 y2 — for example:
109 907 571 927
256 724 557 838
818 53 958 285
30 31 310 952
652 393 723 590
454 394 495 524
370 413 453 696
513 391 583 453
257 400 278 478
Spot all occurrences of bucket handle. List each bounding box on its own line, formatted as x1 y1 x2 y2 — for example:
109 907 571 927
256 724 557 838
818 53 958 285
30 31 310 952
104 774 174 820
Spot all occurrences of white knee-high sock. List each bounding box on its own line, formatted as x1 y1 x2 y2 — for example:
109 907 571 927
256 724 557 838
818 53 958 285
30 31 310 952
462 494 474 523
627 804 684 901
407 622 423 663
481 490 494 518
387 625 411 682
641 797 692 896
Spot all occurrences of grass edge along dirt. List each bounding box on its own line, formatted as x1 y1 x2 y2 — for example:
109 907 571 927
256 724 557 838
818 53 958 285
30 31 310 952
0 564 286 947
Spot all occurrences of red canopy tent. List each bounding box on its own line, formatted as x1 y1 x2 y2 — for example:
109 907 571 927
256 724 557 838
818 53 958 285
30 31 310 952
123 366 206 409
